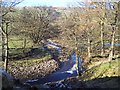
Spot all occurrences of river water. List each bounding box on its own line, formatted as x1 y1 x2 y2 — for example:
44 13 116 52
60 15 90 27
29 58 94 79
25 47 85 85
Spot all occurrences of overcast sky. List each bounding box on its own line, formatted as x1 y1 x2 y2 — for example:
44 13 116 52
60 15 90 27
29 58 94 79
17 0 83 7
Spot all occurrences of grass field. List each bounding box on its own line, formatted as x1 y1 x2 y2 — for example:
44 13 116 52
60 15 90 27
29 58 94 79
0 35 52 68
8 35 33 49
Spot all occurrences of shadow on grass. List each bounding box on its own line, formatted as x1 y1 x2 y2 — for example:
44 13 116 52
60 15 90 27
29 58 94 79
61 76 120 88
9 47 49 61
84 76 120 88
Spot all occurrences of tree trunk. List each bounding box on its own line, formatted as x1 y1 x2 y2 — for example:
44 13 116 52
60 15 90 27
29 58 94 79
87 34 91 59
2 32 5 61
101 21 104 56
108 26 115 61
4 34 8 71
1 20 5 61
75 36 81 76
4 23 9 72
23 38 26 54
0 27 2 62
75 48 78 74
108 3 118 61
0 14 2 62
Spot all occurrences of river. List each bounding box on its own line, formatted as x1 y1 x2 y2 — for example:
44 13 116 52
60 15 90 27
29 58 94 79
25 46 85 85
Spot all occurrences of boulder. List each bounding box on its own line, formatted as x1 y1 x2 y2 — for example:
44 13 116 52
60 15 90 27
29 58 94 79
0 69 14 90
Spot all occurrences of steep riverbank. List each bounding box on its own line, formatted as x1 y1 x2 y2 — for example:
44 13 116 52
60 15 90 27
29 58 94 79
8 59 59 81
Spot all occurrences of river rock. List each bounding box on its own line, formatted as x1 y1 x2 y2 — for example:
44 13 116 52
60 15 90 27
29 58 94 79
8 59 59 81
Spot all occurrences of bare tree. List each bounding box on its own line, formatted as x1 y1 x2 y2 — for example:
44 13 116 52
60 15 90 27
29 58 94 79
108 3 119 61
0 0 23 71
57 4 97 75
18 6 60 46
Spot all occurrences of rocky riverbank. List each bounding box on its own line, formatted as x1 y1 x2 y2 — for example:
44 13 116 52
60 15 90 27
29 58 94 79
8 59 59 81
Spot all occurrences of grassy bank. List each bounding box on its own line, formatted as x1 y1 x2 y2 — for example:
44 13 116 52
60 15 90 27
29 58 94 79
82 58 120 81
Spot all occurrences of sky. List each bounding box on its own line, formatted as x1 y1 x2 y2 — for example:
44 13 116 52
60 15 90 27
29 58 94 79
17 0 83 7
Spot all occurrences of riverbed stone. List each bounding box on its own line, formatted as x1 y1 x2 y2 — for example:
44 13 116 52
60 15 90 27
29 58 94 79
8 59 59 81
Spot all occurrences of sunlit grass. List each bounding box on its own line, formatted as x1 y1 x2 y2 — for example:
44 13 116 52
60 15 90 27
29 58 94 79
8 35 33 48
82 58 119 81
